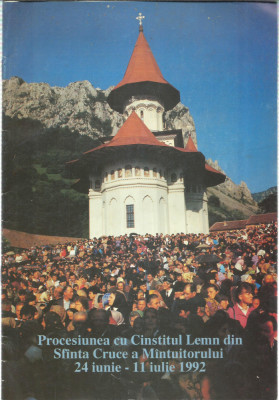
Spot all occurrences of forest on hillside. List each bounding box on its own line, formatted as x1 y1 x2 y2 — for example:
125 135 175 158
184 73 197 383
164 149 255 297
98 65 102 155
3 116 95 237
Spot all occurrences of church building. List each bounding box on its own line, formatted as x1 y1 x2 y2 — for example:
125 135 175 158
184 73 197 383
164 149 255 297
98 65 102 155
68 15 225 238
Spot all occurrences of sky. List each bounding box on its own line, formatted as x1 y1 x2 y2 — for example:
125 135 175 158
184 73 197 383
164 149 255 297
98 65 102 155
3 1 277 194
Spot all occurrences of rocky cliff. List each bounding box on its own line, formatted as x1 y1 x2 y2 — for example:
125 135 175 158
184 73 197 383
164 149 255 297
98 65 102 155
3 76 259 224
3 77 197 143
252 186 277 203
3 77 124 137
206 159 257 206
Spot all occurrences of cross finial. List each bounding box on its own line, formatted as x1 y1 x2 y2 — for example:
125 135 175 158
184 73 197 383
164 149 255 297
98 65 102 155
136 13 145 31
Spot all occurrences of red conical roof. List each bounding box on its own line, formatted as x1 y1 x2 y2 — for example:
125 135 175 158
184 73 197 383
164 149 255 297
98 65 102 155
106 112 168 147
67 113 226 192
107 30 180 113
184 136 198 152
84 112 168 155
114 31 169 89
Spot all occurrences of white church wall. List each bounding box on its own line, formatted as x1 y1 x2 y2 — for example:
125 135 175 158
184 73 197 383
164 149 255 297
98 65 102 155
95 160 169 236
142 195 154 234
202 191 209 234
124 99 164 131
185 185 208 234
88 189 102 238
167 170 186 234
88 162 210 237
158 196 168 234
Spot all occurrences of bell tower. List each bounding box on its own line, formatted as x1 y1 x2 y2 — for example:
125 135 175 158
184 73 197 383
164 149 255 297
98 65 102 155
107 13 180 132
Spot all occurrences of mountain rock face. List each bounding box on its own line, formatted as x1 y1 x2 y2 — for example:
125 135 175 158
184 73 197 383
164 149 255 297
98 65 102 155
165 103 197 146
3 77 197 143
3 77 124 137
206 158 259 218
252 186 277 203
3 76 259 220
206 159 257 206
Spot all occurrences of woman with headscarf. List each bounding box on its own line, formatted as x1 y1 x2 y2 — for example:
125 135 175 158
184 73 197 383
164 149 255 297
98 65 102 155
105 291 129 322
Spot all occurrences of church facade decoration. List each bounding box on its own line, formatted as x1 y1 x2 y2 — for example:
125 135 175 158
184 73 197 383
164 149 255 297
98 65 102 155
68 15 225 238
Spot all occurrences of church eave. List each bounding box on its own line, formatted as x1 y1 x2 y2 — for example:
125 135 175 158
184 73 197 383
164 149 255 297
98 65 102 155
107 81 180 113
203 168 226 187
67 144 206 177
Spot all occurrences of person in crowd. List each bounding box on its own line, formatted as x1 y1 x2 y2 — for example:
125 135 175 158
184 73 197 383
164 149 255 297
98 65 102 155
1 222 277 400
228 282 255 328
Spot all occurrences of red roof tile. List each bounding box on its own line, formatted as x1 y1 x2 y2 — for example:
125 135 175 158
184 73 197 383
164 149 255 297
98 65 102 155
205 163 225 176
246 213 277 225
84 112 168 154
114 31 169 89
184 136 198 152
210 213 277 232
68 114 225 188
107 31 180 112
210 220 248 232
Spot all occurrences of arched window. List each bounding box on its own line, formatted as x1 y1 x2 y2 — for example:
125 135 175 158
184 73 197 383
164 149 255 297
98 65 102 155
135 167 141 177
144 167 150 177
105 172 108 182
125 196 135 229
125 165 132 177
140 110 144 120
153 168 157 178
110 170 115 180
126 204 135 228
118 168 123 178
95 180 101 190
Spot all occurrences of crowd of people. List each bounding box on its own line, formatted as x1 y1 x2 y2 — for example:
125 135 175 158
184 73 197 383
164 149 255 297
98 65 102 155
2 222 277 400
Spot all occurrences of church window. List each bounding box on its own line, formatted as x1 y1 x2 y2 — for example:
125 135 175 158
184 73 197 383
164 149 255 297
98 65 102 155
118 168 123 178
95 180 101 190
126 204 135 228
171 173 177 182
111 170 115 180
153 168 157 177
140 110 144 120
135 167 141 176
125 165 132 177
144 167 150 177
